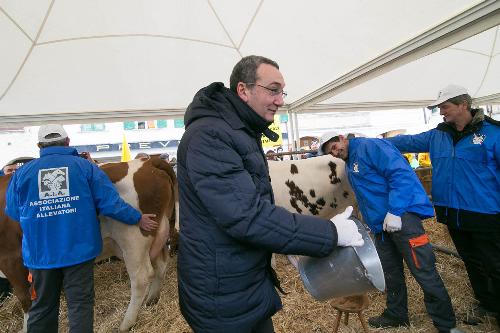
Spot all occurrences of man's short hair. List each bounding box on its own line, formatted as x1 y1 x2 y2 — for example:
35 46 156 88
447 94 472 111
38 138 67 148
229 55 279 93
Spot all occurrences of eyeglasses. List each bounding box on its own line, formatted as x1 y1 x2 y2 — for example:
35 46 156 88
246 83 287 98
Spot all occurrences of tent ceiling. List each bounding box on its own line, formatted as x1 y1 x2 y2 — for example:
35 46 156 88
0 0 499 128
314 25 500 110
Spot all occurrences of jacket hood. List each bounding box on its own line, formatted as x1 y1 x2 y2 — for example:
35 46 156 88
184 82 278 141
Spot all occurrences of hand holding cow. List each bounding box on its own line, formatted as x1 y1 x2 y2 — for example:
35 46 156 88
329 206 364 247
382 212 402 232
139 213 158 231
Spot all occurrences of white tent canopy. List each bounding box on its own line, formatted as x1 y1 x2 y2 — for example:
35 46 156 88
1 0 499 128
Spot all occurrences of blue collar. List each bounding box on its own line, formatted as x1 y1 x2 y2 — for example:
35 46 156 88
40 146 78 157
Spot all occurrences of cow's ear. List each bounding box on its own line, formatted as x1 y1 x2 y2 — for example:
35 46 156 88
236 82 249 102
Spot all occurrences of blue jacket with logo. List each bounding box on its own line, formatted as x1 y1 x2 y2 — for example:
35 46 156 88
5 146 142 269
386 111 499 217
345 138 434 234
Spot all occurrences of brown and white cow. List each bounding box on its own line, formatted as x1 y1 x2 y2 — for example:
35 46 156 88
0 155 178 332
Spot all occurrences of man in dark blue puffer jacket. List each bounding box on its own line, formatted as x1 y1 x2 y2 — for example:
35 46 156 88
177 55 365 333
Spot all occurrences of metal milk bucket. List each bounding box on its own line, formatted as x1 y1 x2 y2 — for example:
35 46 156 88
298 216 385 301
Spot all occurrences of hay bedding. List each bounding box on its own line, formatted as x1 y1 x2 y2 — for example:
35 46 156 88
1 218 499 333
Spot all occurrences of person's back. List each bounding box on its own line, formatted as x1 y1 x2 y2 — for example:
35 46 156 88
5 124 157 333
8 146 129 268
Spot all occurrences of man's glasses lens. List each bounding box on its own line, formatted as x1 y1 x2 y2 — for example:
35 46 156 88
246 83 287 98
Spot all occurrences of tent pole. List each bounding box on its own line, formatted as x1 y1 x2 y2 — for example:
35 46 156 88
293 112 300 160
287 109 295 158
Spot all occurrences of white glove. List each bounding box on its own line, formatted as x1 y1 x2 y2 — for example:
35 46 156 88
330 206 364 247
383 212 402 232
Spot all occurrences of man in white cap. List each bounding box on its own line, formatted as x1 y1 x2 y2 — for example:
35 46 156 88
319 131 463 333
386 84 500 327
5 124 159 333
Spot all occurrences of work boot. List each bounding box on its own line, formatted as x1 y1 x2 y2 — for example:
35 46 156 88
368 310 410 328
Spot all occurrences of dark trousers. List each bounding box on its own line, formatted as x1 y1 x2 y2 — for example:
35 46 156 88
374 213 456 331
250 317 274 333
27 259 94 333
448 227 500 317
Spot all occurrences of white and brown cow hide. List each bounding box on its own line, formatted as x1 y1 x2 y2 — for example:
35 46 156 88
268 154 357 268
0 155 178 332
269 154 356 219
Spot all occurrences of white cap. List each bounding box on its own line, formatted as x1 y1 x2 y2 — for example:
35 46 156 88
428 84 468 109
38 124 68 143
317 131 340 155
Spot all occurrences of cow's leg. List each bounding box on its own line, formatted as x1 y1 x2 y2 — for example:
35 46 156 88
1 258 31 332
113 228 155 332
145 246 169 306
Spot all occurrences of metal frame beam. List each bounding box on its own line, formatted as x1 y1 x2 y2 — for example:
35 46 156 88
0 108 186 129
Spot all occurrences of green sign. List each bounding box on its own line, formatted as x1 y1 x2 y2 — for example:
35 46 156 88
279 114 288 123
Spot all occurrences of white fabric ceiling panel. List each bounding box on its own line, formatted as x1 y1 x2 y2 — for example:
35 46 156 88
325 49 489 103
478 51 500 97
240 0 481 101
320 26 498 105
38 0 230 46
0 0 51 39
0 0 497 126
0 38 238 116
0 13 31 95
452 24 497 54
208 0 261 47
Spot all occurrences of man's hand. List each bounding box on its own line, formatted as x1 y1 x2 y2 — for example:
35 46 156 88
330 206 364 247
383 212 402 232
139 214 158 232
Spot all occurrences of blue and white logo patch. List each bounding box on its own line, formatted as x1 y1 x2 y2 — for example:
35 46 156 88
353 162 359 173
38 167 69 199
472 133 485 145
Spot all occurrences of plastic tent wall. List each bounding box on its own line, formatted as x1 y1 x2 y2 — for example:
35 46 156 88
0 0 499 128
